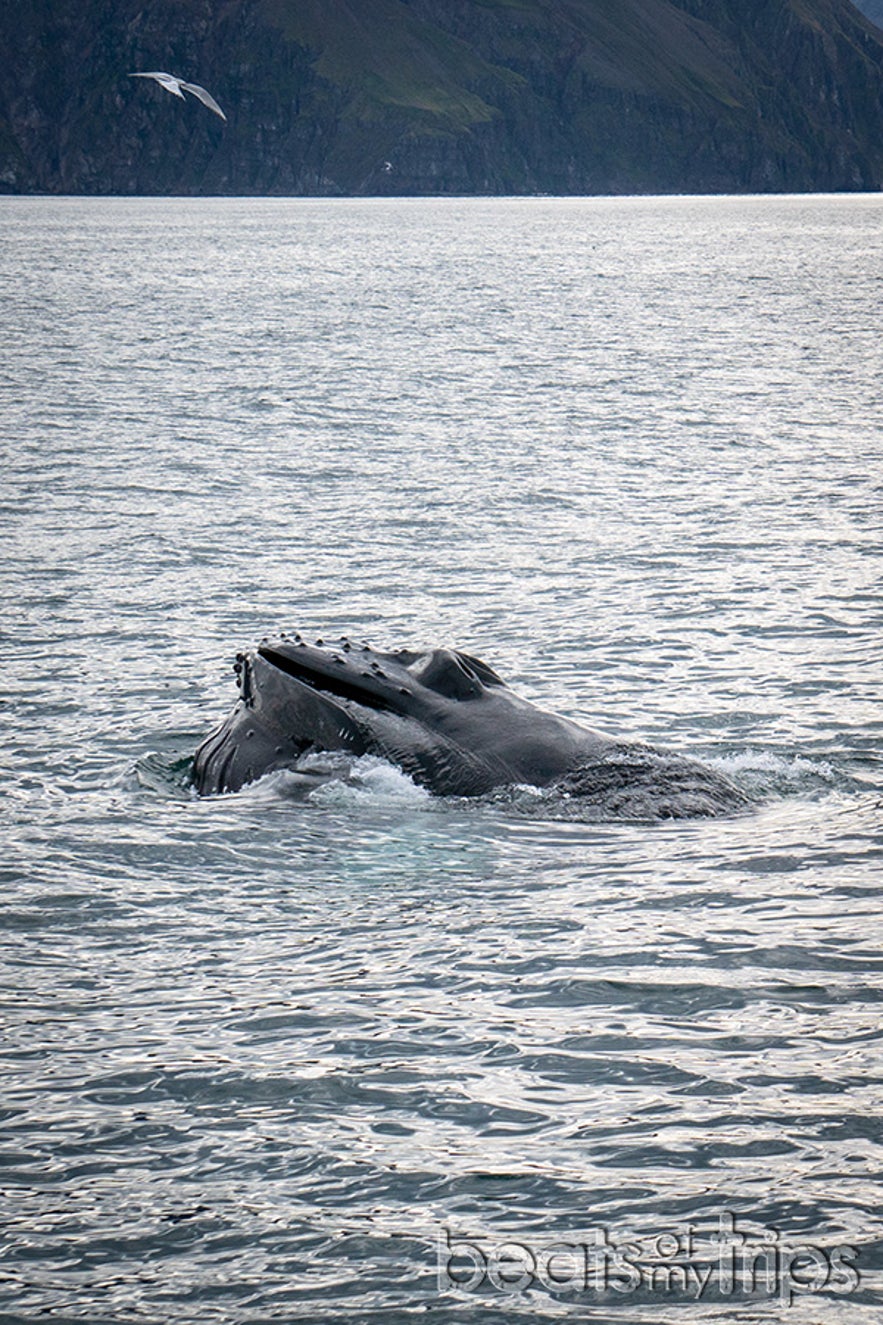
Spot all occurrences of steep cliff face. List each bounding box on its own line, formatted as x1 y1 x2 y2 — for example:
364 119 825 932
1 0 882 195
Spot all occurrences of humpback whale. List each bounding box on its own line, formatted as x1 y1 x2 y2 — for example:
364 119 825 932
192 636 750 819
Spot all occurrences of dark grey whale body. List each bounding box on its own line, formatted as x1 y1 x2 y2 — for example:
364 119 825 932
192 635 749 819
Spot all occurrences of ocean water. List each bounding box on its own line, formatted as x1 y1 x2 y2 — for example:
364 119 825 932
1 193 881 1323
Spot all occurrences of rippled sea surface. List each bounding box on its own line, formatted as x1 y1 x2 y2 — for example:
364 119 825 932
2 195 882 1323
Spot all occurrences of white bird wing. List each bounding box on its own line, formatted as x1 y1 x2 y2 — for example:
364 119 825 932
181 81 227 121
129 71 185 99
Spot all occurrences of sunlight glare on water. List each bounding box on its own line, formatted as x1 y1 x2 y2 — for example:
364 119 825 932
1 194 882 1322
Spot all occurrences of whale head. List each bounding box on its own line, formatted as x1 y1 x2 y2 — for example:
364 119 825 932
192 634 609 796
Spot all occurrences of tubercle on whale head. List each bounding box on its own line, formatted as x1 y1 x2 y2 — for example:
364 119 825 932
232 651 254 705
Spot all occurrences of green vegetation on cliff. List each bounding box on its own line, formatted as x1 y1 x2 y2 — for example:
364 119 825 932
1 0 882 194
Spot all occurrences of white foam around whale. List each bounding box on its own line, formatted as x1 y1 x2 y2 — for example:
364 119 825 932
239 753 431 807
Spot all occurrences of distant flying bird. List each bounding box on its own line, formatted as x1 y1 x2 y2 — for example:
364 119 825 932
129 72 227 121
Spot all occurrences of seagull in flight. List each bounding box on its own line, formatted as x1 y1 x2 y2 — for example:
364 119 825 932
129 72 227 121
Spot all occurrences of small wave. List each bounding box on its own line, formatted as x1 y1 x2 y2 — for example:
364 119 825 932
706 748 840 799
132 749 196 799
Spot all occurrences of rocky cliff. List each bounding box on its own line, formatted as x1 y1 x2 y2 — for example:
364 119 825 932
2 0 882 195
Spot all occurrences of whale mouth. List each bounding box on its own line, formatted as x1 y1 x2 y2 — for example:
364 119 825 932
257 645 397 713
